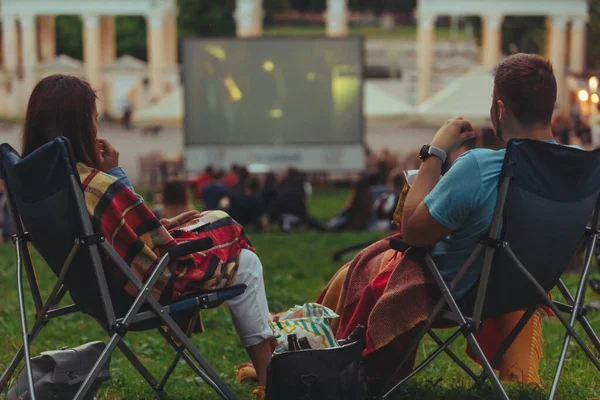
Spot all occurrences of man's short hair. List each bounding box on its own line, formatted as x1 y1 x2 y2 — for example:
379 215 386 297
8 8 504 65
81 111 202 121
494 53 557 126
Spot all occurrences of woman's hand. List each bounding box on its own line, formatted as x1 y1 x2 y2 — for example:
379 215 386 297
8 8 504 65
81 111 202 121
160 210 200 230
97 138 119 172
430 117 476 154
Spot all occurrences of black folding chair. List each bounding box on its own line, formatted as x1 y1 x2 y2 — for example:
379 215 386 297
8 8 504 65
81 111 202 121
0 138 246 400
380 139 600 400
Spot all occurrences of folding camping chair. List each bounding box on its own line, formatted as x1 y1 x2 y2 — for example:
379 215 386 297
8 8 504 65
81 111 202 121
0 138 246 400
380 139 600 400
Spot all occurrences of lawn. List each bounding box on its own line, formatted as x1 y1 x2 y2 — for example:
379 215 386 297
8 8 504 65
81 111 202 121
0 187 599 399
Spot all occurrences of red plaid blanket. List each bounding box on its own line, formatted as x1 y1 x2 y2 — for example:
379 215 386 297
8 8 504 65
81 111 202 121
78 164 254 302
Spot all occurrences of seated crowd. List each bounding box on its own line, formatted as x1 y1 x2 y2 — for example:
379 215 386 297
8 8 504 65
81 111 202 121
10 52 595 400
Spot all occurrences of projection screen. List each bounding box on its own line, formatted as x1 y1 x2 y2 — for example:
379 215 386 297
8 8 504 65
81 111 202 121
183 37 365 172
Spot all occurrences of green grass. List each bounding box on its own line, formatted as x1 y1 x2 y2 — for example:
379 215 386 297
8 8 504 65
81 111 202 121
0 187 599 399
263 25 465 40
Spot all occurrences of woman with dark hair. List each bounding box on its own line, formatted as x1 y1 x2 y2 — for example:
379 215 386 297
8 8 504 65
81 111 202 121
21 75 272 399
327 177 374 231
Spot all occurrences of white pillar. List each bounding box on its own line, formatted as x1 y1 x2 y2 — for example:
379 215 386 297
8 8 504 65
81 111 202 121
164 12 178 67
38 16 56 62
481 14 504 69
234 0 263 37
2 15 19 116
82 14 102 113
549 16 568 113
100 16 116 66
2 15 18 76
416 12 436 104
569 18 586 74
20 13 38 111
325 0 349 37
147 12 166 99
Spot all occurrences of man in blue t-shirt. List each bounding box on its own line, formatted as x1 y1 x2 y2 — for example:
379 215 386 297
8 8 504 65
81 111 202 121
402 53 559 298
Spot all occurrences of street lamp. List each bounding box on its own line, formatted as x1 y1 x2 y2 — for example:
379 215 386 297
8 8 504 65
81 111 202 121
590 76 599 93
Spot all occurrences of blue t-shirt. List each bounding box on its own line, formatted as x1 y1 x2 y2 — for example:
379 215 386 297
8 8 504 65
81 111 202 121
424 140 563 298
424 148 504 298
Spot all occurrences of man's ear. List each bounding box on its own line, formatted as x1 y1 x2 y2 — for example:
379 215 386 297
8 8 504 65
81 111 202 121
497 99 506 121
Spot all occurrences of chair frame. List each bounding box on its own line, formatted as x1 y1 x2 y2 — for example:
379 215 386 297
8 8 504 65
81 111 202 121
0 148 243 400
380 158 600 400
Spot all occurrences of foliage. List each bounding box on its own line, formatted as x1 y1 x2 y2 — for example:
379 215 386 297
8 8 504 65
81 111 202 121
115 16 147 61
264 0 291 26
177 0 236 38
55 16 83 60
289 0 416 13
589 0 600 69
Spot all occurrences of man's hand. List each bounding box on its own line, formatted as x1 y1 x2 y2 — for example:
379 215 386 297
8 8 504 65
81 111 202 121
430 117 476 154
97 138 120 172
160 210 200 230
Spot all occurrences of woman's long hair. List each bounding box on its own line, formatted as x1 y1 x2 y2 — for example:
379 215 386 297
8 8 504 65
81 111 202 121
21 74 101 168
346 177 374 230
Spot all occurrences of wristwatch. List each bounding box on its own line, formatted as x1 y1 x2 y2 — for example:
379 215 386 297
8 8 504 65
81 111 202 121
419 145 447 164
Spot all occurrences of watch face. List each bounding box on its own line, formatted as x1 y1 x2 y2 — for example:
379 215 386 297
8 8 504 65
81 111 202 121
419 145 430 161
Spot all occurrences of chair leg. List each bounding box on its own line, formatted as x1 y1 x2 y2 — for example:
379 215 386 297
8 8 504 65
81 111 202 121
156 326 237 400
427 330 480 383
15 242 36 400
0 347 26 393
557 279 600 353
157 314 198 392
379 296 449 400
115 340 160 390
478 307 536 383
392 329 465 389
465 333 509 400
577 314 600 354
73 333 122 400
549 238 599 400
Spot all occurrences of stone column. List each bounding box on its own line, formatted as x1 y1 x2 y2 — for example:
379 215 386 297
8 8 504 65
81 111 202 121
325 0 349 37
100 16 116 66
416 12 436 104
569 17 586 74
20 13 38 110
100 16 116 116
83 14 102 112
147 12 166 99
2 15 19 78
234 0 263 37
38 16 56 62
2 15 19 116
549 16 568 113
164 12 179 67
481 14 504 69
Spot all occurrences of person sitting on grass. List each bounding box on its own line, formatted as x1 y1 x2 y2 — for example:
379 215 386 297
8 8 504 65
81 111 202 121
152 180 195 220
21 74 273 400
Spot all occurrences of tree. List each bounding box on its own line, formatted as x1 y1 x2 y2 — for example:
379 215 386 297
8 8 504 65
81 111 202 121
177 0 236 38
55 16 83 60
116 16 147 60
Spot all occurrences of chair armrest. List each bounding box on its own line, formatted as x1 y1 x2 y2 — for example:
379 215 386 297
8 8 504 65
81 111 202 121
389 237 429 253
167 237 213 259
389 237 411 252
168 284 247 313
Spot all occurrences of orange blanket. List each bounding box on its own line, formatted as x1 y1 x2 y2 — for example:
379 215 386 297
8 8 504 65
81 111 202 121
316 236 542 385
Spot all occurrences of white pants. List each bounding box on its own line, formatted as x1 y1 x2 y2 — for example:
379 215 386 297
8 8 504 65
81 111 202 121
225 249 272 347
